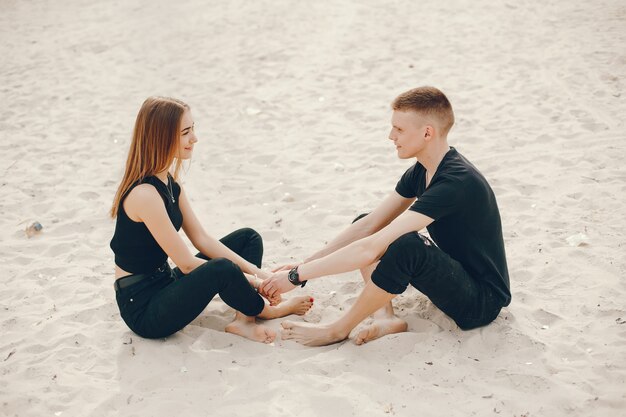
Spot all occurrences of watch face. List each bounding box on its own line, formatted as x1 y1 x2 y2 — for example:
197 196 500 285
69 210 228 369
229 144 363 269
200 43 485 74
288 268 299 284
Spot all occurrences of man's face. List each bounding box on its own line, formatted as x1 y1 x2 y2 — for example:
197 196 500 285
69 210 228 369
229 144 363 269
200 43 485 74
388 110 427 159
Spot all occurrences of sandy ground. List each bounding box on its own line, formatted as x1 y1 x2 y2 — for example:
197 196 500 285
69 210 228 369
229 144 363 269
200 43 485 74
1 0 625 416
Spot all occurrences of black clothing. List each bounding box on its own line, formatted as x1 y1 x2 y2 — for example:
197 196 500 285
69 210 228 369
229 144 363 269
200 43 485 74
394 147 511 306
371 230 502 330
115 228 266 339
110 174 183 274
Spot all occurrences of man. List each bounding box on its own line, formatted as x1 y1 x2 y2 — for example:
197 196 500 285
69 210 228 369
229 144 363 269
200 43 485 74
260 86 511 346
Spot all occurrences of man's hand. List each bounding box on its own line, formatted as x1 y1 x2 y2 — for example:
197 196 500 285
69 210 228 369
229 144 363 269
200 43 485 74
259 270 297 298
271 263 301 273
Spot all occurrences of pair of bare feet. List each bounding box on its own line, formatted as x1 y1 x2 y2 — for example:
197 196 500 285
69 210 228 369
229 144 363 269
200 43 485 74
281 311 408 347
225 299 407 346
225 295 314 344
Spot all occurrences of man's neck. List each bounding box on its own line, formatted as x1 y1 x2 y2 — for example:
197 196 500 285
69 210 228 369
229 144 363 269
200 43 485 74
416 139 450 174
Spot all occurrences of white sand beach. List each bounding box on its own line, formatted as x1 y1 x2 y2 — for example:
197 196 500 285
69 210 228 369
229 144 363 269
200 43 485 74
1 0 625 415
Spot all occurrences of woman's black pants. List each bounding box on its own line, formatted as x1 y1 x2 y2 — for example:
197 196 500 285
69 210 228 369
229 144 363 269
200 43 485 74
115 228 265 339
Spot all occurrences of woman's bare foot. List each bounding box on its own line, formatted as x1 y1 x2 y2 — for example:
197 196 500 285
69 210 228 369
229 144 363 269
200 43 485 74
355 316 407 345
225 313 276 344
258 296 314 320
281 320 348 346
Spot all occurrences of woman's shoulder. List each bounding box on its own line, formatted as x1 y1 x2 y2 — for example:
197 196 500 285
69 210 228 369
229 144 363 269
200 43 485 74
124 182 163 208
127 182 160 199
125 182 170 220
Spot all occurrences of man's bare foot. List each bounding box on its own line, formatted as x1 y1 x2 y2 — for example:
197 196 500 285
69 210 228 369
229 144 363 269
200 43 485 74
355 316 408 345
281 320 348 346
225 313 276 344
258 296 314 320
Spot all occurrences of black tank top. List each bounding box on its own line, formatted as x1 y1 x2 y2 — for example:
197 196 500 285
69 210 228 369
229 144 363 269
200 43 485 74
110 174 183 274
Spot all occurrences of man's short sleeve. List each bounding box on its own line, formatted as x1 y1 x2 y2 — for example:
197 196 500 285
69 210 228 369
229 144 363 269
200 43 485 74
395 165 418 198
409 177 464 221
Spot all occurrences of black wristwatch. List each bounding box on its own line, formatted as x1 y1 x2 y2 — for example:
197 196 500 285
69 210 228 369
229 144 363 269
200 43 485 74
288 266 307 288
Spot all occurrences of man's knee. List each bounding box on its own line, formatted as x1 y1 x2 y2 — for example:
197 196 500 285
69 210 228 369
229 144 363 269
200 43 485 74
369 233 422 293
385 232 428 259
371 232 430 293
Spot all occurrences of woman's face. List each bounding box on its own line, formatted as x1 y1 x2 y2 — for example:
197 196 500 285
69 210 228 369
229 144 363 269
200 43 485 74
177 109 197 160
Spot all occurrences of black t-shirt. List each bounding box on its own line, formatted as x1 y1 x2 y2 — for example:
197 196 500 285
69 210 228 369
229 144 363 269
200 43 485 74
110 174 183 274
395 147 511 306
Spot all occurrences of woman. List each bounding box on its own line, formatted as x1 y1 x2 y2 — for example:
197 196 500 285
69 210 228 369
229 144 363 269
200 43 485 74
110 96 312 343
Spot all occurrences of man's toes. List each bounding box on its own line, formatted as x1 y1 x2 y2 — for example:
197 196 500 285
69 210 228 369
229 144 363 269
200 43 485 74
281 321 294 330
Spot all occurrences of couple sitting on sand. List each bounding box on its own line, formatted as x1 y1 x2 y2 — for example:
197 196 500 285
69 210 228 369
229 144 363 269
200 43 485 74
109 86 511 346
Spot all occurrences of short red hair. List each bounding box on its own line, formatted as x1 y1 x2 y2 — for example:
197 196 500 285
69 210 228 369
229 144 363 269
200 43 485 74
392 86 454 136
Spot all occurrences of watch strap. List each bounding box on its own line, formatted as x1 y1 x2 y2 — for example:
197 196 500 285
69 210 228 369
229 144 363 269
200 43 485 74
288 266 307 288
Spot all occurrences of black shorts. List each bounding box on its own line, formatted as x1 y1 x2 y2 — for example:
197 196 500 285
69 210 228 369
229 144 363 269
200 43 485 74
353 214 502 330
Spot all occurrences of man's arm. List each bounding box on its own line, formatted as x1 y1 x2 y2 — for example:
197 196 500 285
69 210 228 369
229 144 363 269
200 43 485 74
304 191 415 263
260 210 433 297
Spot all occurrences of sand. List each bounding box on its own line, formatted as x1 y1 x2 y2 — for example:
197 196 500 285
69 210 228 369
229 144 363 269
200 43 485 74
1 0 625 416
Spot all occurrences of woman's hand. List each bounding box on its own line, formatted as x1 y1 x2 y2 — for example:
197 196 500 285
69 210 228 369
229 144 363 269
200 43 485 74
245 273 261 289
266 293 282 306
246 272 282 305
258 270 296 299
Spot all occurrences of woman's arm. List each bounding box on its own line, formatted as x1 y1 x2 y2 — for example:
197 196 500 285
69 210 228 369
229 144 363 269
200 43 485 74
178 186 268 278
124 184 206 274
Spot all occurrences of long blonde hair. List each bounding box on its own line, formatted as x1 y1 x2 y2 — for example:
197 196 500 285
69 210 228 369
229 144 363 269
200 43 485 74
110 96 189 218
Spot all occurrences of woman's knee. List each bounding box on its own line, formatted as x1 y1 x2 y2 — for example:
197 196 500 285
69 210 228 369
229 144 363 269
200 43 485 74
236 227 264 267
237 227 262 243
193 258 242 283
188 258 246 295
208 257 241 274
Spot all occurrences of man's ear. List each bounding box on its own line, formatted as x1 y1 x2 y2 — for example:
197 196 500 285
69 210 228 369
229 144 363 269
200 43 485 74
424 125 435 141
